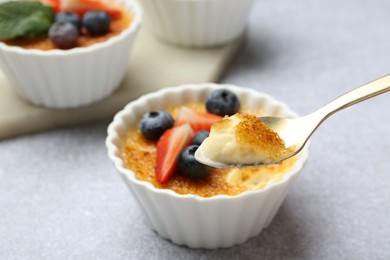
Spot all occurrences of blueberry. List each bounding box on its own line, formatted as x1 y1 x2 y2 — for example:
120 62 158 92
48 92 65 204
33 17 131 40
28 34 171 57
178 146 210 180
49 22 79 49
82 11 111 36
192 131 209 145
140 110 174 140
205 89 240 116
55 12 82 30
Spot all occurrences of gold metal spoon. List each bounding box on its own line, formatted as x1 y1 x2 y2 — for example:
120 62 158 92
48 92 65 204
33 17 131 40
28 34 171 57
195 75 390 168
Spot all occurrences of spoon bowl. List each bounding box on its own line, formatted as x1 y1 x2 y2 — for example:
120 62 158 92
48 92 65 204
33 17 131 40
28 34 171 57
196 74 390 168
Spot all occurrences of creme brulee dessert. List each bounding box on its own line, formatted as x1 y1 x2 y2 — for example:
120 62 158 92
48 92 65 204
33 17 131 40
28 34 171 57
121 89 297 198
0 0 141 108
0 0 132 50
198 113 292 166
107 84 309 248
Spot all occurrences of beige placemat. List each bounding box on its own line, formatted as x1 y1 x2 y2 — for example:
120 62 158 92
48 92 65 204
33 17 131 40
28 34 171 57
0 28 244 139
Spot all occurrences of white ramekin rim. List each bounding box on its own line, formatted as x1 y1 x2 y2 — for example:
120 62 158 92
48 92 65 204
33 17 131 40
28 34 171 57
106 83 309 202
151 0 248 2
0 0 143 56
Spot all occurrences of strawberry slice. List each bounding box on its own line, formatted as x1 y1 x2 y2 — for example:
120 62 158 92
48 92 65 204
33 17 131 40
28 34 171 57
41 0 61 12
61 0 121 18
156 124 194 183
176 107 223 132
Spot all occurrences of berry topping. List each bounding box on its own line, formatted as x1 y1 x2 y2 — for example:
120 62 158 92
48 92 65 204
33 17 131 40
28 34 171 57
192 130 209 145
176 107 222 132
55 12 82 30
61 0 121 18
41 0 60 12
140 110 174 141
82 11 110 36
206 89 240 116
178 145 210 180
156 124 194 183
48 22 78 49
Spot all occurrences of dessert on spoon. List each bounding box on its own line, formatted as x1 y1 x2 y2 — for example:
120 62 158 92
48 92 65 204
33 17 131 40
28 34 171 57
196 74 390 168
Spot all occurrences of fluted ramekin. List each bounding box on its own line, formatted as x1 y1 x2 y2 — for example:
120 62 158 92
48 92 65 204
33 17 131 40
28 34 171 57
0 0 142 108
106 83 309 249
139 0 255 47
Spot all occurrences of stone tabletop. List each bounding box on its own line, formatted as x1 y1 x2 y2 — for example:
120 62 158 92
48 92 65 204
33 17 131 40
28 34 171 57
1 0 389 259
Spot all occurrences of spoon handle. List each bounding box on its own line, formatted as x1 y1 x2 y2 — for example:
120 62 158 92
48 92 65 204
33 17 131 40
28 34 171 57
312 74 390 121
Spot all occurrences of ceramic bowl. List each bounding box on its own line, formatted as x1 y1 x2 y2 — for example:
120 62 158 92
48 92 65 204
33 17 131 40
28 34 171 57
138 0 255 47
106 83 309 249
0 0 142 108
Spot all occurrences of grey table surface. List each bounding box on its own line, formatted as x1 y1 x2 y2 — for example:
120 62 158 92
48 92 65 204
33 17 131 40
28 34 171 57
1 0 390 259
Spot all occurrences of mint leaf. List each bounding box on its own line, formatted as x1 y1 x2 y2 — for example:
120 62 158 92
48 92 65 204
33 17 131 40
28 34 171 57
0 1 55 40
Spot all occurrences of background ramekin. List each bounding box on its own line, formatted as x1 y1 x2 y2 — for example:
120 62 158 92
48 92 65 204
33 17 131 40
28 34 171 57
0 0 142 109
138 0 255 47
106 83 309 249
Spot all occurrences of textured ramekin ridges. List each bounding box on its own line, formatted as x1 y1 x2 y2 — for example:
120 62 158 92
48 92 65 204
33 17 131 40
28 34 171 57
127 171 300 249
106 83 309 249
139 0 255 47
0 0 142 108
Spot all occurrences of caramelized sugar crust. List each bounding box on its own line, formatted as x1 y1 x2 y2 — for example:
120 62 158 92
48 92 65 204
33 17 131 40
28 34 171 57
122 104 296 198
4 8 132 50
234 113 287 161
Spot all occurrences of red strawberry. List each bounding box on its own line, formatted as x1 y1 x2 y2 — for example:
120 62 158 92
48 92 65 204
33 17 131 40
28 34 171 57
41 0 61 12
156 124 194 183
60 0 121 18
176 107 222 132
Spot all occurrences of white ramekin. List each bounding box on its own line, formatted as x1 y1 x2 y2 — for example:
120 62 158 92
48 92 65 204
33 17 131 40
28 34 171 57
0 0 142 108
106 83 309 249
138 0 255 47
